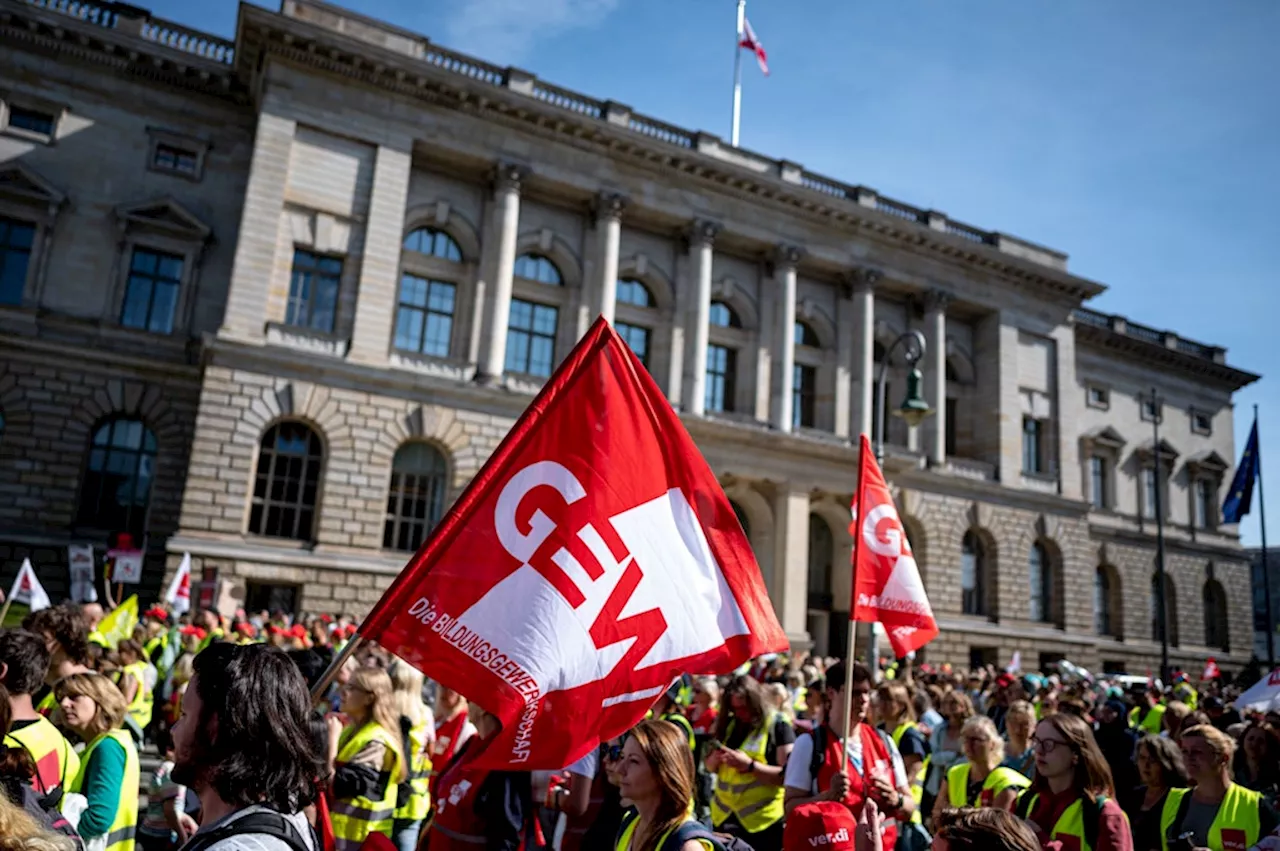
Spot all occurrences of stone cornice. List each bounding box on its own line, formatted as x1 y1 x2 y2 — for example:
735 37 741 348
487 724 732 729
234 2 1107 307
1073 323 1258 390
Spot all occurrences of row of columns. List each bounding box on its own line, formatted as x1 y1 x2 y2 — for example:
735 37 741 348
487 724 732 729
460 164 954 467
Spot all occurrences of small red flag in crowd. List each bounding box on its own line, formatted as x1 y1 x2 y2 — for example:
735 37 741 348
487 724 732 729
849 434 938 658
1203 657 1221 680
358 318 787 770
739 17 769 76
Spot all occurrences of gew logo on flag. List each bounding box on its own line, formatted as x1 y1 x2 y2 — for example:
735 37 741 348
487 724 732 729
362 319 786 770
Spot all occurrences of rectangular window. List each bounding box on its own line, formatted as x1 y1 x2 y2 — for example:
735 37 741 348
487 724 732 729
393 274 455 357
120 248 183 333
1140 396 1161 423
705 344 736 413
1192 410 1213 436
286 249 343 333
615 321 650 367
945 397 958 456
505 298 558 377
1142 467 1158 519
0 216 35 306
793 363 817 429
1022 417 1045 474
153 143 200 176
1086 385 1110 410
1196 479 1216 528
1090 456 1108 509
6 105 55 137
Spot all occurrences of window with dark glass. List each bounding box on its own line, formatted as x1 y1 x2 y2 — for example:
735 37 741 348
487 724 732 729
286 249 342 333
505 298 558 377
384 443 448 552
1192 410 1213 436
77 418 157 536
1142 467 1159 519
615 321 650 366
153 144 199 176
1151 573 1179 645
7 106 54 137
617 278 654 308
1141 397 1160 422
1094 567 1112 635
1029 543 1051 623
0 216 35 306
945 397 958 456
1195 479 1216 528
807 515 833 609
1022 417 1045 474
793 363 816 429
1203 581 1228 649
794 321 820 347
1090 455 1108 509
961 531 986 616
393 275 454 357
709 301 740 328
249 422 323 540
120 248 183 333
706 344 736 413
403 228 462 261
514 254 563 285
1086 385 1109 409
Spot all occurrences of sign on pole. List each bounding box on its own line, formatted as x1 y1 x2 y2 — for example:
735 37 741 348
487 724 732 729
68 545 98 603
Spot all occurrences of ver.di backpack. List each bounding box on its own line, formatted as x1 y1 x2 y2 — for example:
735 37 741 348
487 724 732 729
617 810 755 851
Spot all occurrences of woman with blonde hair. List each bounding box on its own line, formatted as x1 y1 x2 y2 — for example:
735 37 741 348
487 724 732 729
1002 700 1036 778
925 690 975 821
56 672 140 851
328 666 408 851
615 719 716 850
389 663 434 851
934 716 1029 819
0 794 75 851
688 677 720 736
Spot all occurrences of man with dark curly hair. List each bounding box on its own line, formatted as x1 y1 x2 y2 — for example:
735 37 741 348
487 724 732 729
22 605 93 717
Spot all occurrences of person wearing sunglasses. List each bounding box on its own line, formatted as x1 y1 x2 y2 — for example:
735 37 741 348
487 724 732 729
933 716 1028 821
1012 713 1132 851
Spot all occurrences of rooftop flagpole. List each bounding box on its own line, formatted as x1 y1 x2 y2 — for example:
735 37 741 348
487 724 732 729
1257 404 1273 668
731 0 745 146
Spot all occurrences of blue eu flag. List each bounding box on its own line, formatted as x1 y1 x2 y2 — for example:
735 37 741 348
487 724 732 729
1223 418 1260 524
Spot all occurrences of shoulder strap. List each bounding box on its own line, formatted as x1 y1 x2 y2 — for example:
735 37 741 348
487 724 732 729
661 821 727 851
184 811 313 851
809 726 827 786
1014 789 1036 820
615 809 640 849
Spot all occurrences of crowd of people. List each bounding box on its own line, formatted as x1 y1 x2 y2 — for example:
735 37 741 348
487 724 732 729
2 600 1280 851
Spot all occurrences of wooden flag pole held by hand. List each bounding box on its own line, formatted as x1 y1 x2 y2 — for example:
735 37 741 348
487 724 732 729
840 435 871 770
309 634 365 702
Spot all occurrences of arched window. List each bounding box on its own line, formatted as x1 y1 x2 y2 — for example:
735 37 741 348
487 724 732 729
1151 572 1180 646
384 443 448 552
77 417 157 536
1203 580 1229 650
1095 566 1113 635
249 422 323 540
730 500 751 540
961 531 987 616
514 254 563 285
873 341 887 363
1029 543 1052 623
708 301 740 328
807 515 834 610
794 321 820 347
617 278 654 308
403 227 462 261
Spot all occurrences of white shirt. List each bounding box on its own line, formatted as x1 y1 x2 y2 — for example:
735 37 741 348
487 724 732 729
196 805 317 851
784 727 909 795
565 748 599 779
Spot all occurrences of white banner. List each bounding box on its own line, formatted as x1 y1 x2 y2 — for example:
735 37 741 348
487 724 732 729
68 545 97 603
9 559 51 612
109 549 144 584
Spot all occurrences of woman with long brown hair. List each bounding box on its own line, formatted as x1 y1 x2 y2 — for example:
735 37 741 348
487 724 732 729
1015 712 1132 851
614 719 715 851
1124 736 1187 851
328 666 408 851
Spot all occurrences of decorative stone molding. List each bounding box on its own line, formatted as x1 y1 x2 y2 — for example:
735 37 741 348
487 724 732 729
369 403 473 484
234 380 347 452
593 191 627 222
795 298 837 351
68 378 184 447
514 230 583 288
617 254 675 313
842 267 883 298
1035 512 1062 542
924 288 953 313
774 244 803 269
402 201 482 263
685 219 721 247
709 275 759 330
491 162 527 194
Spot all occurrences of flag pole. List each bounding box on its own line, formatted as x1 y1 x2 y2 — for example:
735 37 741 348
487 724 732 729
841 438 870 769
731 0 745 146
1257 404 1274 668
309 633 365 702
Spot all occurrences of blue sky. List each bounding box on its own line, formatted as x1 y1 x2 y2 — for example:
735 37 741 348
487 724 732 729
154 0 1278 545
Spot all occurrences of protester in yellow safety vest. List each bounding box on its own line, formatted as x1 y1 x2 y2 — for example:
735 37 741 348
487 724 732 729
648 684 695 750
1002 700 1037 778
875 681 929 827
0 629 80 797
328 666 407 851
1129 684 1167 736
57 672 140 851
707 675 796 849
193 610 225 653
82 602 110 650
389 663 432 851
1160 724 1278 851
1016 713 1132 851
614 719 717 851
23 604 95 718
114 639 154 731
934 716 1029 819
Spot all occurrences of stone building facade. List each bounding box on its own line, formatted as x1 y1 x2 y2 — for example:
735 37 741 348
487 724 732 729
0 0 1259 671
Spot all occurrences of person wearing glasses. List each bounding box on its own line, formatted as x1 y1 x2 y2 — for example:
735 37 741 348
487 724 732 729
1157 724 1277 851
933 716 1028 819
327 668 407 851
1013 713 1132 851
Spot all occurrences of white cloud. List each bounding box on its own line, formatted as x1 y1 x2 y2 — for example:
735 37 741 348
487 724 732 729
443 0 619 64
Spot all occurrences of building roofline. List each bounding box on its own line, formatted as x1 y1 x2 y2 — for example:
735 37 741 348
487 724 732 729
1074 307 1258 389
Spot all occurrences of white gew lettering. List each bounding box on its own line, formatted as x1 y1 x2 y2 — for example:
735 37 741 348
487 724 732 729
494 460 587 563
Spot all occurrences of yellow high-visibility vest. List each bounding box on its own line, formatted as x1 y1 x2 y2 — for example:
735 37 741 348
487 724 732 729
393 718 432 822
710 712 785 833
121 662 153 729
946 762 1029 808
331 721 403 851
889 721 927 825
1160 785 1261 851
69 728 139 851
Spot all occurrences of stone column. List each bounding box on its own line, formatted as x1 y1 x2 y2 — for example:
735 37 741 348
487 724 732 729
834 283 855 439
686 220 719 416
348 144 413 363
772 246 801 432
772 484 812 647
852 269 881 438
924 289 951 466
477 164 525 384
594 193 625 324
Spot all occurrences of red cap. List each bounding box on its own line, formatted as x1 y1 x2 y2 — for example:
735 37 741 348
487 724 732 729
783 802 857 851
996 672 1017 688
267 624 283 636
320 614 334 623
290 624 308 639
179 626 208 640
345 624 358 637
143 606 169 621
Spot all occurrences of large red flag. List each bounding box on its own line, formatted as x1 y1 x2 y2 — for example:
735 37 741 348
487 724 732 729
850 435 938 658
359 318 787 770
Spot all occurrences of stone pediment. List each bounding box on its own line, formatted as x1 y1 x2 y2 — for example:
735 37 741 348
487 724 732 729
1187 450 1229 473
1135 437 1179 462
1082 425 1126 451
115 197 211 241
0 163 66 211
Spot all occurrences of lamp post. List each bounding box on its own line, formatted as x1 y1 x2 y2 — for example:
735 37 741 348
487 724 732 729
1151 386 1171 686
868 329 934 674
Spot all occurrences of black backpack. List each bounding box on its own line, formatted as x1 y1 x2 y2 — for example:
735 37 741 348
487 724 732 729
181 810 316 851
1014 790 1108 851
616 810 755 851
